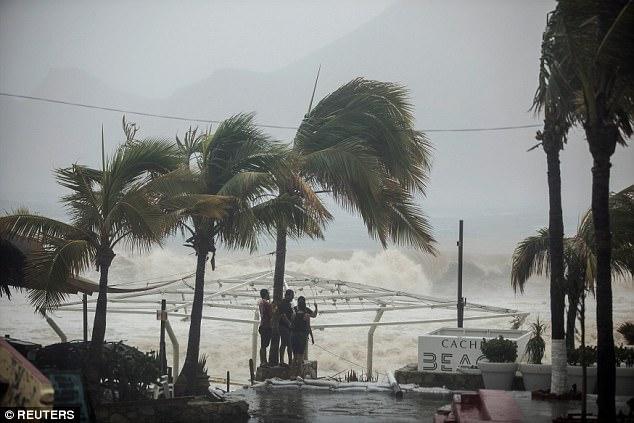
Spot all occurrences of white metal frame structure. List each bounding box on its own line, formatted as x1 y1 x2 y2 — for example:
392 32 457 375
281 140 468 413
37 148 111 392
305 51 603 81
54 269 528 378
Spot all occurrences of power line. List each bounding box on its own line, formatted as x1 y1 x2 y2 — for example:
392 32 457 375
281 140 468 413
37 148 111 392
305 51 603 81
0 91 541 133
424 124 540 133
0 92 298 130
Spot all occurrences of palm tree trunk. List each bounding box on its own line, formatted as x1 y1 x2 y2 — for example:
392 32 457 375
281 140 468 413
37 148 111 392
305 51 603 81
566 293 578 353
273 225 287 303
587 122 617 420
268 225 287 365
565 267 584 354
87 249 114 404
544 130 567 394
175 246 209 395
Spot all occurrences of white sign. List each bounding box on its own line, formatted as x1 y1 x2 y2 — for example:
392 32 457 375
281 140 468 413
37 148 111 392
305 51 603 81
418 327 530 373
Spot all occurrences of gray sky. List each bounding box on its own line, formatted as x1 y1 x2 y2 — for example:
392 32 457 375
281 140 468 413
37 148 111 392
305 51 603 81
0 0 395 96
1 0 632 254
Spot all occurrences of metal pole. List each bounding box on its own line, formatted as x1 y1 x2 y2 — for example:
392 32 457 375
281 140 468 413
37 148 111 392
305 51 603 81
581 290 587 422
457 219 464 328
366 307 385 377
44 313 67 342
82 293 88 342
387 371 403 399
159 299 167 375
181 292 189 320
165 319 179 379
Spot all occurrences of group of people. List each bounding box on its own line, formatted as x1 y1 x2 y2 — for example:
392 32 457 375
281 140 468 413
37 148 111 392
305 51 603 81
257 288 318 370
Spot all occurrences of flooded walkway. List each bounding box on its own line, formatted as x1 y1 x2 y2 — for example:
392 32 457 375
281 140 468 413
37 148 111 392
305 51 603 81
227 388 447 422
227 388 633 422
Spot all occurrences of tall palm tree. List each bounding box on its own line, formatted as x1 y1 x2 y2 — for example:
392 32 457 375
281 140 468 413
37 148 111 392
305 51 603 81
169 114 318 394
532 12 579 393
511 185 634 359
542 2 633 416
267 78 436 363
0 138 180 401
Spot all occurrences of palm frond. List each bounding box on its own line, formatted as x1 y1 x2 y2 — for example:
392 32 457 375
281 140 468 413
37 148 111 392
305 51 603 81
176 126 206 166
0 213 93 245
217 171 276 200
106 187 169 252
102 139 180 213
164 194 235 220
174 114 294 251
300 139 383 217
511 228 550 293
55 165 103 232
373 182 436 254
25 238 95 311
296 78 432 192
201 113 278 193
548 0 634 136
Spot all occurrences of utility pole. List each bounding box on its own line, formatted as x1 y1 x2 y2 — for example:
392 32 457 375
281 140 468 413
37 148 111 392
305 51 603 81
82 293 88 342
457 220 464 327
159 299 167 375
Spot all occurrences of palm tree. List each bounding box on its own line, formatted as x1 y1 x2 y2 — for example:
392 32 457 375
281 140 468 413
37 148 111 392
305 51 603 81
267 78 437 364
542 2 634 416
0 236 25 299
169 114 315 394
0 138 180 401
531 12 579 393
511 185 634 359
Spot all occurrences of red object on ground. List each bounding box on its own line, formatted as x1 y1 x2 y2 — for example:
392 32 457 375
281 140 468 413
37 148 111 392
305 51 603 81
434 389 523 422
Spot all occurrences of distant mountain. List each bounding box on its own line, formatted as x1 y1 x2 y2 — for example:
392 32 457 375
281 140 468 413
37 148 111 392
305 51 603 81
32 67 151 109
166 0 551 131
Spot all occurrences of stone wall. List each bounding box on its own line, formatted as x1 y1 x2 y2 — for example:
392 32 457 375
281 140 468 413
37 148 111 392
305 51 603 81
95 396 249 423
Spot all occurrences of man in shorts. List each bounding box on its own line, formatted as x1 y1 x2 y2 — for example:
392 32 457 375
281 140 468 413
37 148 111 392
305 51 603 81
257 288 273 366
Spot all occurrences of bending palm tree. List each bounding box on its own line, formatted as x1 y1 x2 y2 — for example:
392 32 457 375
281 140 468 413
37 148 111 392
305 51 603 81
511 185 634 358
542 2 633 416
0 138 180 402
170 114 315 394
268 78 436 364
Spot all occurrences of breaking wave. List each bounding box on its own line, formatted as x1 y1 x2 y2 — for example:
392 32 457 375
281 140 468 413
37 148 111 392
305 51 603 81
1 247 632 384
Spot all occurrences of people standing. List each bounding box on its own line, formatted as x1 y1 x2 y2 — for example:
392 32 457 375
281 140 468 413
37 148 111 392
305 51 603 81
279 289 294 366
290 296 318 373
257 289 273 366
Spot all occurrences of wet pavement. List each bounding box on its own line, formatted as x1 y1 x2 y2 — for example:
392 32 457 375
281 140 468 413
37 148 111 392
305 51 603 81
228 388 634 422
228 388 447 422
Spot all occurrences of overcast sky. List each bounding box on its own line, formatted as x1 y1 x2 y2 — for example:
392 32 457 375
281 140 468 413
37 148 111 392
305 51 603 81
0 0 395 96
1 0 632 254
